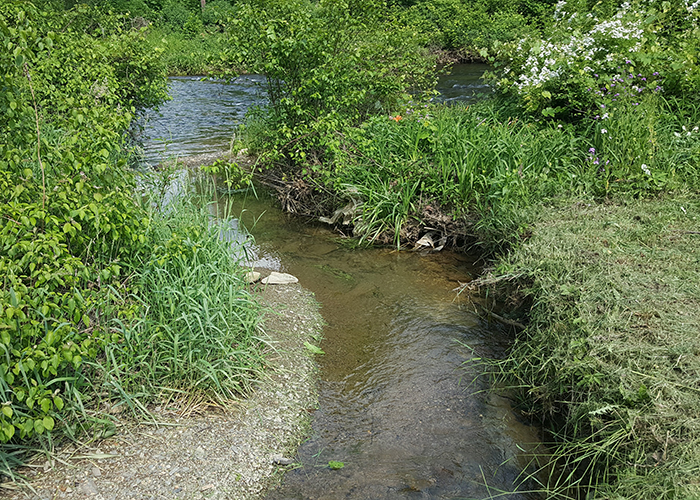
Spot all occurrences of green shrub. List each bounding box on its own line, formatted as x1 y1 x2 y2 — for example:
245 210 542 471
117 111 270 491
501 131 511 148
0 2 166 449
228 0 437 174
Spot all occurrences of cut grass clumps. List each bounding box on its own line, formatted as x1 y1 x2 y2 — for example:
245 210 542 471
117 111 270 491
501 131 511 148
101 193 265 408
491 196 700 498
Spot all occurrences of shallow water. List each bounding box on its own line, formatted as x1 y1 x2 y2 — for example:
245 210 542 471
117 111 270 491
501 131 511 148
143 67 543 499
205 193 542 500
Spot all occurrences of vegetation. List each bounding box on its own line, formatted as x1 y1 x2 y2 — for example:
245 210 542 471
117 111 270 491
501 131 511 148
226 0 700 497
0 0 262 476
3 0 700 497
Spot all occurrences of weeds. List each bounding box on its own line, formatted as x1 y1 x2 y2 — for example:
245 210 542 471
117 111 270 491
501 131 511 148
101 183 265 406
485 197 700 498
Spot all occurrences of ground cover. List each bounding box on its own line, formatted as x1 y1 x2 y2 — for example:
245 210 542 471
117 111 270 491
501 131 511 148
482 196 700 498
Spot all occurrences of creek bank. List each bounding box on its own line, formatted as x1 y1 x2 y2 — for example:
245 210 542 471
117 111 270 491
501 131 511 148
480 197 700 497
5 283 324 500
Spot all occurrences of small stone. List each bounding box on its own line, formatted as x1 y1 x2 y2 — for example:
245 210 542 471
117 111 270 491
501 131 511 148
78 479 98 496
194 446 206 460
271 454 294 466
261 272 298 285
92 466 101 477
245 271 261 283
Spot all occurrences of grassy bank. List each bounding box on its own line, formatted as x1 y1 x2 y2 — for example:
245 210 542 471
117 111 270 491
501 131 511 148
483 197 700 498
0 2 265 477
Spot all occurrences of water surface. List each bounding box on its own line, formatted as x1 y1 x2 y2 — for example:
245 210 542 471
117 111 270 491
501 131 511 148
208 193 542 499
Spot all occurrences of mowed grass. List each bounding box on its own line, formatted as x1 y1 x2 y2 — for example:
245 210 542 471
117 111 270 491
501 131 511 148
491 195 700 498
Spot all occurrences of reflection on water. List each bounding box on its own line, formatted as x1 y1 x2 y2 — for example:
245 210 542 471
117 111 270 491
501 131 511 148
207 192 542 500
139 75 266 165
139 64 492 165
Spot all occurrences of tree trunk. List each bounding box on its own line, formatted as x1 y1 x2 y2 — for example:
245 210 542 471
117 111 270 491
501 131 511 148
201 0 205 10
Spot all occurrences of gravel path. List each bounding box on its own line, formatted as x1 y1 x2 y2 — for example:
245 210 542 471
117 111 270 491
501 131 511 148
4 284 323 500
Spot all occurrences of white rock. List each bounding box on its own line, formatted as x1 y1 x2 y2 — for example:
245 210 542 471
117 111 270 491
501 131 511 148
245 271 261 283
261 272 298 285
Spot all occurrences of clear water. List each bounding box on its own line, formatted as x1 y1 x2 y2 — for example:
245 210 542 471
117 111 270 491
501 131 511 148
143 65 544 499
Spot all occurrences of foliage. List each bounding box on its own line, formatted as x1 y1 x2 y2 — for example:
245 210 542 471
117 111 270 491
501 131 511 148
0 1 168 450
201 157 254 191
398 0 544 57
100 188 264 404
488 198 700 499
228 0 438 175
491 0 700 119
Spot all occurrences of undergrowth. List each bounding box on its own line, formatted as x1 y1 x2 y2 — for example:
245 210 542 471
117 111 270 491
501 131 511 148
486 196 700 498
101 185 265 407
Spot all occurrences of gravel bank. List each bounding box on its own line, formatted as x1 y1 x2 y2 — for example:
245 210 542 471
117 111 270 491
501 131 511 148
4 283 323 500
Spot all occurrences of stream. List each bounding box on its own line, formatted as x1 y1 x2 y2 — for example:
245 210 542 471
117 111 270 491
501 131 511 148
142 65 543 499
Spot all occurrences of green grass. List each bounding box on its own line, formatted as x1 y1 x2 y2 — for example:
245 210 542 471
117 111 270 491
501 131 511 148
484 196 700 498
144 27 231 76
97 180 265 410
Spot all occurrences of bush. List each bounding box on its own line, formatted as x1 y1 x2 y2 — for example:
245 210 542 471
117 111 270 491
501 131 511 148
0 2 166 450
491 0 700 119
227 0 437 175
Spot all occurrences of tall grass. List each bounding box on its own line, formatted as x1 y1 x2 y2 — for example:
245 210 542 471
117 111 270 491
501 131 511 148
336 100 590 250
333 96 700 252
97 182 265 409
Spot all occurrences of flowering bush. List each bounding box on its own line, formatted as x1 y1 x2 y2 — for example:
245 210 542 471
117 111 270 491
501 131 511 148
492 0 700 118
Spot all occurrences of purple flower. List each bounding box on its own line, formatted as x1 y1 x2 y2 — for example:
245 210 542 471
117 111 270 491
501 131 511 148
641 77 646 81
633 102 639 105
653 72 659 76
626 60 632 64
594 159 599 165
589 147 596 153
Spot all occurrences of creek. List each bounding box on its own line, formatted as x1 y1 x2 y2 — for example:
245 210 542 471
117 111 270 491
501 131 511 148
142 65 542 499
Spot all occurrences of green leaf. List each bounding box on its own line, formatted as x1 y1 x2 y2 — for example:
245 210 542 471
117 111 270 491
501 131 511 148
53 396 64 411
1 406 12 418
304 342 324 355
43 416 55 431
328 461 344 470
2 422 15 440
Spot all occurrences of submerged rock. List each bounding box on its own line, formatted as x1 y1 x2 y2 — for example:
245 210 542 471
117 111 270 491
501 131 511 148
262 272 299 285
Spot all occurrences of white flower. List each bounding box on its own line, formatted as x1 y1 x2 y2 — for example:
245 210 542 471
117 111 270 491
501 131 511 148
601 129 608 134
641 164 651 176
